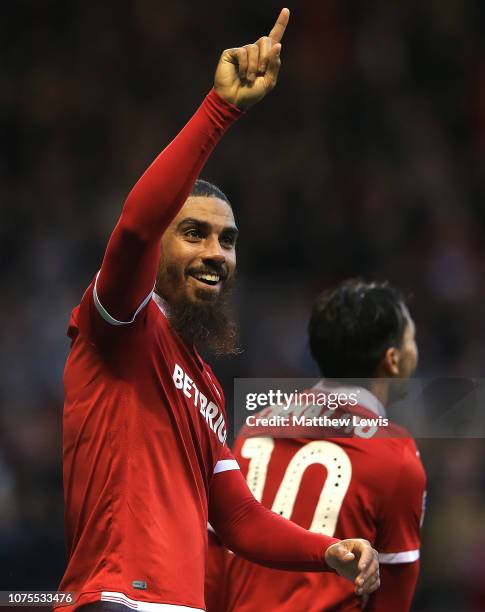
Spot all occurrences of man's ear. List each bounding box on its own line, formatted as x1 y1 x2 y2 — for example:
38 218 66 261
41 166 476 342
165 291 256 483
380 346 401 376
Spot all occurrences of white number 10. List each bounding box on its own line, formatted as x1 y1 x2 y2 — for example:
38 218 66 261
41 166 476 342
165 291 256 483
241 438 352 537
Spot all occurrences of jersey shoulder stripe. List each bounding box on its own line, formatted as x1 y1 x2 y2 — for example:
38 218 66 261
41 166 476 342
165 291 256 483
93 272 154 326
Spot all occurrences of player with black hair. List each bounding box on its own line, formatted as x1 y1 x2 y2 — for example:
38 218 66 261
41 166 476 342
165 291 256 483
214 279 426 611
190 178 232 205
58 10 380 612
309 279 410 380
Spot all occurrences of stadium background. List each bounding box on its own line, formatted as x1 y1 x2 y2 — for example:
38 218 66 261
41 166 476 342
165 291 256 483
2 0 485 610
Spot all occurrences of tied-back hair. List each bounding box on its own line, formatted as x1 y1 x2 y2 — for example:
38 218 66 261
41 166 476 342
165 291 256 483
309 279 408 379
190 179 231 205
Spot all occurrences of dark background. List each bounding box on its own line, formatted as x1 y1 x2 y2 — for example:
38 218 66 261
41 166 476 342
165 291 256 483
1 0 485 610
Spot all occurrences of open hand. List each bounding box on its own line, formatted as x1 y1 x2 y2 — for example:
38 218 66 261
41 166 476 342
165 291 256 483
214 8 290 110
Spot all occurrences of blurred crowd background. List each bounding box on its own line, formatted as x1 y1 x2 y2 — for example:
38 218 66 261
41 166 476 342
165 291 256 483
2 0 485 609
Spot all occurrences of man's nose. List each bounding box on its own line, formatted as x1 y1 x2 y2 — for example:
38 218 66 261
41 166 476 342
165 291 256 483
202 236 226 264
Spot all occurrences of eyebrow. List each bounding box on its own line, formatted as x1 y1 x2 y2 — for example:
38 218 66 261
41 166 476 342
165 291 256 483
177 217 239 236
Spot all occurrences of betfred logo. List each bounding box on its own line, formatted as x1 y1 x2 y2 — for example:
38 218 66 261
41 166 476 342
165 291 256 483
172 364 227 444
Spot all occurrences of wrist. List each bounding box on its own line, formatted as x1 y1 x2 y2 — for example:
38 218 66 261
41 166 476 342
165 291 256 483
210 88 243 112
204 89 244 129
324 538 341 571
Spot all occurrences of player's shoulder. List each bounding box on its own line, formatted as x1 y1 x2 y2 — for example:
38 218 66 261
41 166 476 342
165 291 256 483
369 434 424 487
67 280 96 341
366 432 418 459
333 430 419 480
69 277 166 347
379 434 420 464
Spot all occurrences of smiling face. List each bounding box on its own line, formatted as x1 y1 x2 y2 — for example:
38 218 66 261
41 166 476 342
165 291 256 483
157 195 238 305
155 195 239 354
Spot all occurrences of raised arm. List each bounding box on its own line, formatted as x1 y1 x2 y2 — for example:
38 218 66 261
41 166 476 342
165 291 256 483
94 8 290 325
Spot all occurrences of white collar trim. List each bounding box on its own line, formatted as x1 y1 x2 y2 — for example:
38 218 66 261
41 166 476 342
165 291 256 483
152 292 168 315
313 380 386 417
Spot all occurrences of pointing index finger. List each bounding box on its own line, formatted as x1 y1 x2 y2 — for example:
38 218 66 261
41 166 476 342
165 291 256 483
268 8 290 43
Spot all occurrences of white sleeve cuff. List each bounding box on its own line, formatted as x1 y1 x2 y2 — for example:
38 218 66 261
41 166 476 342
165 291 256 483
378 549 420 564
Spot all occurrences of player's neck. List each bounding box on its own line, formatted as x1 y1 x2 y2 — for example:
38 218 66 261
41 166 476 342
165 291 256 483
367 380 389 409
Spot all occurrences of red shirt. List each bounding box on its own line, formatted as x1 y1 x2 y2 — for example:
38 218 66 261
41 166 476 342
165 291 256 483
218 386 426 611
56 88 242 611
57 91 339 612
60 286 234 611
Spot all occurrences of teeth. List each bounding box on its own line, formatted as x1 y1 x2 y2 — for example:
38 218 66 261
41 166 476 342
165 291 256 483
195 273 220 282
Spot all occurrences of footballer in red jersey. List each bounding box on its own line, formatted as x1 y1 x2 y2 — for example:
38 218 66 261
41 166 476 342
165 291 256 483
209 280 426 611
58 11 381 612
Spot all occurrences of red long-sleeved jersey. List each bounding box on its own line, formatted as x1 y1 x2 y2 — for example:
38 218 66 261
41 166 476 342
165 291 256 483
208 385 426 611
58 91 339 612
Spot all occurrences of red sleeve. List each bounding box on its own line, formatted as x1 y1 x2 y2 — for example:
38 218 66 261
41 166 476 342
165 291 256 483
209 468 339 572
215 442 237 466
366 562 419 612
374 440 426 560
94 89 242 327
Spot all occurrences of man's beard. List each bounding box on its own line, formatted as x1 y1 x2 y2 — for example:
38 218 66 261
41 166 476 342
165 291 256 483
156 263 240 357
